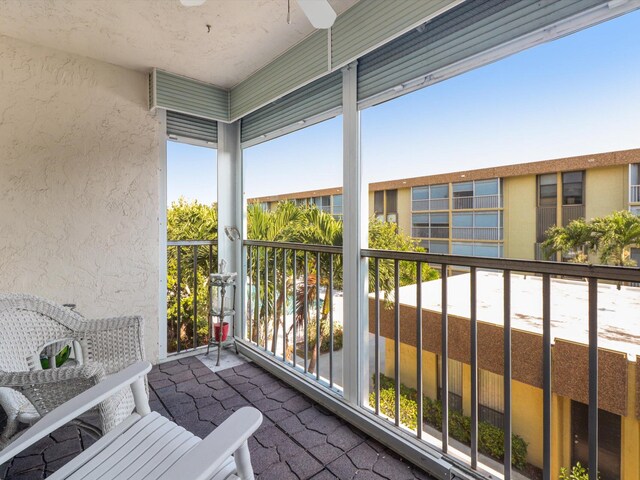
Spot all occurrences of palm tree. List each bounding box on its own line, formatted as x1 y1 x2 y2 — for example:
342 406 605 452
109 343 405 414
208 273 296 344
590 210 640 267
542 210 640 289
287 207 343 374
541 217 594 263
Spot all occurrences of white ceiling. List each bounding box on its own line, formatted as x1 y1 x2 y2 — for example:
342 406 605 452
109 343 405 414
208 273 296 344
0 0 358 89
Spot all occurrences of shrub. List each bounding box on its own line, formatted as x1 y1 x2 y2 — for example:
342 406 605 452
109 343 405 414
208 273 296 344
371 387 419 431
372 374 528 469
560 463 595 480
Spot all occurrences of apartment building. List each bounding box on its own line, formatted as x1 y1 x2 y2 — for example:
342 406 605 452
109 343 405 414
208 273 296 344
251 148 640 261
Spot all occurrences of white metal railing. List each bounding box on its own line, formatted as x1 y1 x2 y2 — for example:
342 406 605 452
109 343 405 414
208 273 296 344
452 227 503 241
630 185 640 203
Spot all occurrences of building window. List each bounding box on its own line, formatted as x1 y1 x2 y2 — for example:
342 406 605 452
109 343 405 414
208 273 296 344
479 369 504 429
332 194 343 219
385 189 398 223
630 164 639 203
374 191 384 219
412 213 430 238
474 179 499 196
312 195 331 213
452 242 502 258
412 213 449 238
412 186 429 211
427 240 449 254
374 189 398 223
562 171 584 205
538 173 557 207
631 247 640 266
452 181 473 209
437 357 463 413
412 184 449 211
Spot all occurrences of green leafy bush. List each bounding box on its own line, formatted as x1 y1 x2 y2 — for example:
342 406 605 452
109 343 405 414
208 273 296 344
371 374 528 469
560 463 596 480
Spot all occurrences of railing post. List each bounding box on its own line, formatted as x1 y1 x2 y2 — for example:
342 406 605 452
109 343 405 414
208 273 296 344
342 60 367 405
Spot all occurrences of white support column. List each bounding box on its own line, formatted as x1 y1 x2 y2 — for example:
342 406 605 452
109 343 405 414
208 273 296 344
158 109 168 361
342 61 368 405
217 121 243 336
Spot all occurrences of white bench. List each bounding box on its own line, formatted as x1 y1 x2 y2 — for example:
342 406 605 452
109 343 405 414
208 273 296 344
0 362 262 480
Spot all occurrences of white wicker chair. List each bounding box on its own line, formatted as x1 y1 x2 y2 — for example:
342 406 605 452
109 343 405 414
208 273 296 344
0 293 145 440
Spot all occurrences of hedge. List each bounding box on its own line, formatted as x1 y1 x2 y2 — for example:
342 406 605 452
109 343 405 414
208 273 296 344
370 374 528 469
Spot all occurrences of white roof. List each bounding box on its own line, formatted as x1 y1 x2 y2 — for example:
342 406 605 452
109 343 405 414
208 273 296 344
389 271 640 360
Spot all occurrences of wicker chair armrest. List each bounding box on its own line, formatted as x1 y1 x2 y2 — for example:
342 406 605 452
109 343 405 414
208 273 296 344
75 316 145 373
0 363 106 415
0 364 104 389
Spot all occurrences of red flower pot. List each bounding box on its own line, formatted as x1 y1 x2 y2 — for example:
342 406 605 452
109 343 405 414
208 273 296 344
213 322 230 342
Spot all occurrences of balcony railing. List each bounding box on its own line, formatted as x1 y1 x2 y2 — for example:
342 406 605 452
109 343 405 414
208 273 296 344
167 240 217 355
562 204 585 227
362 248 640 480
244 240 343 391
630 184 640 203
240 240 640 480
536 206 557 242
453 194 502 210
412 198 449 211
412 226 449 239
451 226 503 241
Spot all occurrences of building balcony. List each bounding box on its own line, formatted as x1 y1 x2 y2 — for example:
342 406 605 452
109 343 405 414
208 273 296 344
451 227 503 241
630 184 640 203
562 204 585 227
412 198 450 211
412 226 450 239
162 240 639 480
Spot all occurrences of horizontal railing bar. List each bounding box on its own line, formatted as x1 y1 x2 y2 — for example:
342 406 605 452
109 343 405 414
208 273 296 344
244 239 342 254
244 242 639 282
362 249 640 282
168 240 217 246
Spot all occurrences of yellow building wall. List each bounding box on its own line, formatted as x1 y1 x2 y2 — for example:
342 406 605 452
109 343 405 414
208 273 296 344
503 175 537 259
397 187 412 237
585 165 628 220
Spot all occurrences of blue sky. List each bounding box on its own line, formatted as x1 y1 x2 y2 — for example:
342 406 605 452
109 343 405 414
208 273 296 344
168 9 640 205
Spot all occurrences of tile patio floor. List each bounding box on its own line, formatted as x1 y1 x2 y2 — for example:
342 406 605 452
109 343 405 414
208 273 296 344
0 356 435 479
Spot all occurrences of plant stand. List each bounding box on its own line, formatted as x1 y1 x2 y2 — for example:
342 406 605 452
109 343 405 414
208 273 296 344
206 272 238 367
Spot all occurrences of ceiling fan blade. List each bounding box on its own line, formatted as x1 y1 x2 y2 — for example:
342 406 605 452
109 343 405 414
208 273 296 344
297 0 337 29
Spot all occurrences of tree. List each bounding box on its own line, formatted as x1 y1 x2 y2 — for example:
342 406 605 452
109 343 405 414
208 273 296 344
541 218 593 263
166 198 218 352
590 210 640 267
542 210 640 267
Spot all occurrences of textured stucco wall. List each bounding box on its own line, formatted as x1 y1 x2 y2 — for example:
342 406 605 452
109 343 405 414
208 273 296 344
0 35 162 361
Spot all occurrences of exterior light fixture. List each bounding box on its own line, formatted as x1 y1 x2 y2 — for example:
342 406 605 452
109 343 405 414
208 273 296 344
179 0 206 6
